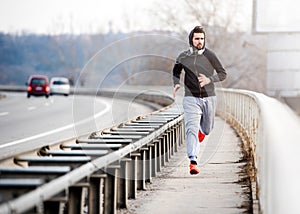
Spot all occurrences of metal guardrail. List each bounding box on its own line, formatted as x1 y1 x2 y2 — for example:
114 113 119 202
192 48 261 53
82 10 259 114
0 90 184 214
0 86 174 161
216 88 300 214
4 86 300 213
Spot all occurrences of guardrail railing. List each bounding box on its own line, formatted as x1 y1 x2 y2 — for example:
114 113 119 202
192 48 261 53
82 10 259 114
216 88 300 214
0 90 184 214
4 86 300 213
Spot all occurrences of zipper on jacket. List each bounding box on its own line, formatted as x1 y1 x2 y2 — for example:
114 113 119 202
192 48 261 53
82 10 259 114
193 54 202 96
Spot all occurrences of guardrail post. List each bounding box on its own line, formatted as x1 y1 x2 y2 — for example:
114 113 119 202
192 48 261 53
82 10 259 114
160 134 166 166
180 120 185 146
128 153 140 199
171 126 175 154
44 199 62 214
177 124 181 149
172 126 176 153
117 158 131 209
169 128 175 157
137 148 147 190
150 141 157 178
68 182 89 214
155 138 162 172
165 131 170 161
173 124 179 153
103 165 120 214
89 174 107 214
44 192 67 214
145 144 152 183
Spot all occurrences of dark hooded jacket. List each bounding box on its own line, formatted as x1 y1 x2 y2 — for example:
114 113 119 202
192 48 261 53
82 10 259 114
173 29 227 97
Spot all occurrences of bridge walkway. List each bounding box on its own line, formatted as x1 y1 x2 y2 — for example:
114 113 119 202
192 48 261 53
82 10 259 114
118 116 253 214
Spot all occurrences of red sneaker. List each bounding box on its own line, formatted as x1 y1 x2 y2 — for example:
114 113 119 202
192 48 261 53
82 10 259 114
198 130 205 143
189 164 200 175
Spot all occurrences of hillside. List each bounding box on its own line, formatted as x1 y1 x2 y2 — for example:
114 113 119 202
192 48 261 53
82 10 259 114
0 30 266 92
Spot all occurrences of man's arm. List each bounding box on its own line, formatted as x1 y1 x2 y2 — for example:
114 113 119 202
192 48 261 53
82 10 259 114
173 84 181 98
204 50 227 82
173 62 182 86
172 61 183 98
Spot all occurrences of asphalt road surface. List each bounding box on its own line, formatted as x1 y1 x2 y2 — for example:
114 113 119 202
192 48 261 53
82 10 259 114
0 92 154 160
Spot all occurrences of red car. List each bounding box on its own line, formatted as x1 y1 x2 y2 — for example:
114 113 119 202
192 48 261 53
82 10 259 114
26 75 50 98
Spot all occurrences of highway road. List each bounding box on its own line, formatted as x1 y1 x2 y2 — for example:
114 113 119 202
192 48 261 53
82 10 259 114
0 92 155 160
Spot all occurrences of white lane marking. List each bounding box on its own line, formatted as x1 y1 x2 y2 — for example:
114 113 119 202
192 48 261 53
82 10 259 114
0 112 9 116
0 99 111 149
28 106 36 111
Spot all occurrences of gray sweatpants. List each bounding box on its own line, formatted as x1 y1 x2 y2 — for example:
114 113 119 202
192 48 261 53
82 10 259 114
182 96 217 162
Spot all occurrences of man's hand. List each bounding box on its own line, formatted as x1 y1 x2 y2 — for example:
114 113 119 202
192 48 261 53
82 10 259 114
173 84 181 98
198 74 211 87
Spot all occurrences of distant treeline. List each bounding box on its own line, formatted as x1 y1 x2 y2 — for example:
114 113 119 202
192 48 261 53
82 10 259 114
0 31 178 87
0 32 124 86
0 30 267 92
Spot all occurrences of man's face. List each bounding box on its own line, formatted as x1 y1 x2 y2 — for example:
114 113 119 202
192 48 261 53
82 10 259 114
192 32 205 50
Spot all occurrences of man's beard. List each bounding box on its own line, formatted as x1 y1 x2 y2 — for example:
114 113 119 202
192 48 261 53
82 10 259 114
196 44 203 50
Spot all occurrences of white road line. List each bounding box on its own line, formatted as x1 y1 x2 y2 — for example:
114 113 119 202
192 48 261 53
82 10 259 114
0 99 111 149
0 112 9 116
28 106 36 111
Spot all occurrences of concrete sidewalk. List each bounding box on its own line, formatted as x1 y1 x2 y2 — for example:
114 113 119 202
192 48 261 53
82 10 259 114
118 117 252 214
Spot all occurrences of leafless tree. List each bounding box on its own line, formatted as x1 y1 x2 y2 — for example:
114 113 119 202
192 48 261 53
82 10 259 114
148 0 267 92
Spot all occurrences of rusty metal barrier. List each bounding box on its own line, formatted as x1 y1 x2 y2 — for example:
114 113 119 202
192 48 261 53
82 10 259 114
216 88 300 214
0 95 184 213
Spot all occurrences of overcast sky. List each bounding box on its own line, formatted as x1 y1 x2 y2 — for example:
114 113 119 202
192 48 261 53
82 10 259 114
255 0 300 32
0 0 253 35
0 0 155 34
